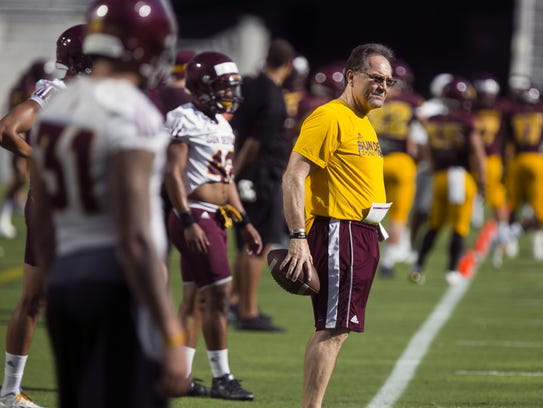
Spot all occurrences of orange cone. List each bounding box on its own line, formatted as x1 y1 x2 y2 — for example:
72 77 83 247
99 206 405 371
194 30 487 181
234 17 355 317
459 249 477 278
474 220 497 258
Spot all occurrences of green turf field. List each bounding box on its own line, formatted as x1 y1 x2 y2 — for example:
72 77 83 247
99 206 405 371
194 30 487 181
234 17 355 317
1 202 542 407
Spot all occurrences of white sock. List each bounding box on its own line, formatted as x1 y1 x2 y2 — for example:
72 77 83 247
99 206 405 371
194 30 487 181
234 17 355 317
510 222 524 238
1 353 28 396
207 349 230 378
184 347 196 378
497 221 510 244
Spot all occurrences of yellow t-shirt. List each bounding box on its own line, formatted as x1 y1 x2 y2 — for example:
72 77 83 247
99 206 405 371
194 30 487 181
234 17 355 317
293 99 386 231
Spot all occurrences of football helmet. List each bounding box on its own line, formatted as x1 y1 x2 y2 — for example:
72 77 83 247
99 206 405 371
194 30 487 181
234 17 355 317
442 76 477 110
171 50 196 81
56 24 93 78
429 72 453 98
310 61 345 99
508 75 540 104
84 0 178 88
473 73 500 97
185 51 242 115
392 58 414 90
26 58 55 83
283 54 310 92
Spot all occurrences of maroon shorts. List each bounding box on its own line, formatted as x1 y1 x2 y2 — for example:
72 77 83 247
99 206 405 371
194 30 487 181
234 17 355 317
308 216 380 333
167 207 231 289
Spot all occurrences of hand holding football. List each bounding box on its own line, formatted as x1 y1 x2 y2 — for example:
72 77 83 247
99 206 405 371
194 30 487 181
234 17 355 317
267 249 320 296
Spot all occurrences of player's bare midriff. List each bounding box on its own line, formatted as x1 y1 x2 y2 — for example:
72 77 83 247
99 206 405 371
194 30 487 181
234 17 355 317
189 182 230 206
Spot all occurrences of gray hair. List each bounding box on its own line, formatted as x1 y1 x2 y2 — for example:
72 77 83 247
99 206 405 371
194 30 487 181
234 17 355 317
344 43 395 75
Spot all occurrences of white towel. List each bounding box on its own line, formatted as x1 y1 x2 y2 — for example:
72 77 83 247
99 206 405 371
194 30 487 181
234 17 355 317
447 167 466 204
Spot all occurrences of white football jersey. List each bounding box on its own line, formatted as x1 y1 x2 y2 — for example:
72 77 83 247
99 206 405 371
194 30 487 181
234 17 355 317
30 78 66 108
166 103 235 195
31 76 169 258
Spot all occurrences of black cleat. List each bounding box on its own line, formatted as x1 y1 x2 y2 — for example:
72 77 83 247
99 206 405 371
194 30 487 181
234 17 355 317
188 378 211 397
211 374 254 401
379 265 395 278
236 315 285 332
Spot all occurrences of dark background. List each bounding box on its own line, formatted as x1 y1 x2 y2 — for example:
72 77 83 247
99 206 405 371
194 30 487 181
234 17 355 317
174 0 514 97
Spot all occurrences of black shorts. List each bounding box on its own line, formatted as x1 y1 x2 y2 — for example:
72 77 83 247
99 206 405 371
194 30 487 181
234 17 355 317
45 248 167 408
235 179 287 248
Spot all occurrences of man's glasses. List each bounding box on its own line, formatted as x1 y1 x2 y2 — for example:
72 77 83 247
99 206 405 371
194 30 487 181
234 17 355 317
360 72 397 88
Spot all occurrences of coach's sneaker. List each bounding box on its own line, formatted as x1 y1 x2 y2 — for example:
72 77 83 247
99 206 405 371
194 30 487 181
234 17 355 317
0 392 44 408
211 374 254 401
409 270 425 285
445 270 463 286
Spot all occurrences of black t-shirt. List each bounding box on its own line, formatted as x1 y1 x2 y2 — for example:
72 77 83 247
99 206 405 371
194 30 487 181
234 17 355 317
231 72 289 181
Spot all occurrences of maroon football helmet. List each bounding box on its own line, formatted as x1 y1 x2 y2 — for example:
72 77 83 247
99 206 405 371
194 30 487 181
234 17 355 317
56 24 93 78
442 76 476 110
171 50 196 81
185 51 242 115
84 0 178 88
392 58 414 90
310 61 345 99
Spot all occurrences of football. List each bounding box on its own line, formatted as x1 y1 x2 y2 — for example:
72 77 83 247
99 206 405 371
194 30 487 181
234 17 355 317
267 248 320 296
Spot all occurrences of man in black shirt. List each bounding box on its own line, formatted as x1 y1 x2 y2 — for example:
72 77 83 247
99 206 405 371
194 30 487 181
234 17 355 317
230 38 295 331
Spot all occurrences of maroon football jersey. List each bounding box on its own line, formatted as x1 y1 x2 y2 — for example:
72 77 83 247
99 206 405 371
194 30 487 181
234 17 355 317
369 91 424 155
472 97 510 156
424 111 475 171
506 101 543 154
148 85 193 118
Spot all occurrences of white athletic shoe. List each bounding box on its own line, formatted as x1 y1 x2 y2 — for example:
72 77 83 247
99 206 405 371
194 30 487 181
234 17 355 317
0 393 44 408
533 231 543 260
445 270 463 286
0 217 16 239
505 239 519 258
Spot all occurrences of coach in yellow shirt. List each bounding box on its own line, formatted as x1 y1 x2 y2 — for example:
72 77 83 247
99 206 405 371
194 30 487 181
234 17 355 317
282 43 394 408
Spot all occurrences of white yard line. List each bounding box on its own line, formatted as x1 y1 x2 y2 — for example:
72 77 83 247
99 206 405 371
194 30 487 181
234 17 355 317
456 370 543 377
367 278 471 408
456 340 543 348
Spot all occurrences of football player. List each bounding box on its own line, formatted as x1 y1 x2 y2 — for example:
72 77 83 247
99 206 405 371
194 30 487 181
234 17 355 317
471 73 512 265
409 72 453 261
0 24 91 408
410 77 486 285
148 49 196 118
0 59 54 239
30 1 190 406
368 58 426 277
164 51 261 400
503 78 543 260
